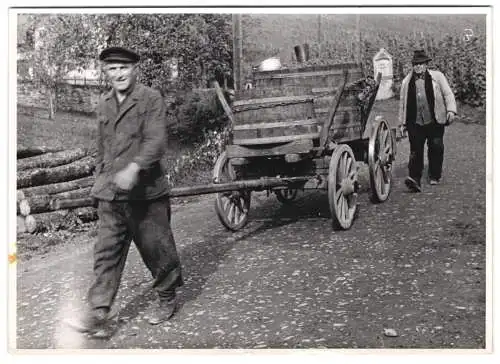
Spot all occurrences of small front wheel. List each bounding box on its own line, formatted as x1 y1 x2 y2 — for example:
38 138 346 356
213 151 251 231
275 188 298 204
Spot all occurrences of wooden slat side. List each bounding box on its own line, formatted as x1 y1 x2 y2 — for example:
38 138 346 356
233 123 320 141
233 119 319 130
233 133 320 145
226 140 314 158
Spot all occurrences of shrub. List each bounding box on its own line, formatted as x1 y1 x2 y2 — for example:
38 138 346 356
168 88 227 143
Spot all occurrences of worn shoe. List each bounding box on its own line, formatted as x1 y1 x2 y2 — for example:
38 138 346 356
147 296 178 325
429 178 440 185
404 177 421 192
64 307 110 334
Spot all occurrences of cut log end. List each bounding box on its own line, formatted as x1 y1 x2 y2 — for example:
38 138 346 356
19 195 52 216
24 207 98 234
17 190 25 202
17 216 26 234
19 199 31 217
25 215 38 234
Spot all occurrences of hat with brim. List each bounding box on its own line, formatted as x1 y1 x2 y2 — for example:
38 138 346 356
99 47 140 63
412 49 432 65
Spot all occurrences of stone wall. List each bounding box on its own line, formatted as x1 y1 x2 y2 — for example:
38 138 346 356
17 80 104 114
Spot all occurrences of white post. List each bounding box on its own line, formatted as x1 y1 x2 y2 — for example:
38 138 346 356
373 48 394 100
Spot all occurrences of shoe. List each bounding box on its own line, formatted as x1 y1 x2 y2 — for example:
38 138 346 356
429 178 440 185
147 296 178 325
64 307 110 334
405 177 421 192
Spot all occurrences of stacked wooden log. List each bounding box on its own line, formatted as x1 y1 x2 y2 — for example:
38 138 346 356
17 146 98 234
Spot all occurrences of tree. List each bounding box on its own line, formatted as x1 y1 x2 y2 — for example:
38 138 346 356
101 13 233 91
23 13 233 117
26 14 107 118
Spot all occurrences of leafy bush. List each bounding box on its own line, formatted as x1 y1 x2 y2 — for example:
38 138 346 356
168 88 227 143
165 127 228 186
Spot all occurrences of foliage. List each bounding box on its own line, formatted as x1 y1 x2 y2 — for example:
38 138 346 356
165 127 228 186
23 14 107 117
242 14 487 107
93 13 233 91
22 13 233 115
168 89 226 143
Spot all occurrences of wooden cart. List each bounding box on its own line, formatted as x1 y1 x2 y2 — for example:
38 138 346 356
208 62 396 231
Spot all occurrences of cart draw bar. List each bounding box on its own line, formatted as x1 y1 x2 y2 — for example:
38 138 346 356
168 176 311 198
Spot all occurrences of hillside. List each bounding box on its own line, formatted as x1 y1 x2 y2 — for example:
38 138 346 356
241 13 486 68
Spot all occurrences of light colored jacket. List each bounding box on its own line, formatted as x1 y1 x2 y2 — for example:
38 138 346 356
399 69 457 126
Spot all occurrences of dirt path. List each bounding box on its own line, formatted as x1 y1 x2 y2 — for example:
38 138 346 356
15 121 486 350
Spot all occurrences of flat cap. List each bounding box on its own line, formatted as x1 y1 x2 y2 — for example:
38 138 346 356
99 46 140 63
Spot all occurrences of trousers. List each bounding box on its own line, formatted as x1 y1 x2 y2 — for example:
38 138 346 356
87 196 183 310
407 121 445 183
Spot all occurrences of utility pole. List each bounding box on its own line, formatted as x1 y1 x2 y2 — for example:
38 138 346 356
317 14 322 58
356 14 361 64
232 13 242 91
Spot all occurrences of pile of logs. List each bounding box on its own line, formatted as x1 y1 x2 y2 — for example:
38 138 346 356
17 145 98 234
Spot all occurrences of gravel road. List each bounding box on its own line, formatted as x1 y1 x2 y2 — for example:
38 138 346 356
15 120 486 350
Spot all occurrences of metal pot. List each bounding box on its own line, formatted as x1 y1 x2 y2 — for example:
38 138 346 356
258 57 281 72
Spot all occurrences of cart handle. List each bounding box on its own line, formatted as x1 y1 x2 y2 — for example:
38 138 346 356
213 80 236 128
319 68 350 150
363 72 383 125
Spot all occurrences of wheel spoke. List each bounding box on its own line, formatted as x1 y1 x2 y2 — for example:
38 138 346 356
374 162 381 193
336 190 344 206
234 203 240 224
382 164 390 184
346 156 353 175
342 197 348 222
378 168 384 194
344 155 350 178
338 195 344 221
373 160 381 176
337 154 344 181
380 126 388 147
223 197 230 212
227 204 235 224
345 154 350 177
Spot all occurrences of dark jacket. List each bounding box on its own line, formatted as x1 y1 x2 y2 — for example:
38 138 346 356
90 83 169 201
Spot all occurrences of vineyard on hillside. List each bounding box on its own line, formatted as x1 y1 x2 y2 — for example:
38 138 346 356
242 14 487 107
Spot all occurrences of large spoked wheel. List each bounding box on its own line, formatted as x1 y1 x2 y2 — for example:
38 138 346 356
213 151 251 231
328 144 358 230
275 188 298 204
368 118 395 203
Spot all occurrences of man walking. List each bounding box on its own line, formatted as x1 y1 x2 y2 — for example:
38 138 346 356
66 47 183 334
399 49 457 192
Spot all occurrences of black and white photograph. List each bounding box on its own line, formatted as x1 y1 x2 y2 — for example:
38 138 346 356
6 3 494 358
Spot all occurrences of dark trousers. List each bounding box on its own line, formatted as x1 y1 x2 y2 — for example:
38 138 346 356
407 122 445 183
88 196 183 310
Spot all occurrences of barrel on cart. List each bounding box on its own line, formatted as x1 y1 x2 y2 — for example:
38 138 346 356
210 61 396 231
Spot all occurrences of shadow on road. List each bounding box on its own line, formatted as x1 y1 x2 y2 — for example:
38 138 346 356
105 157 414 336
